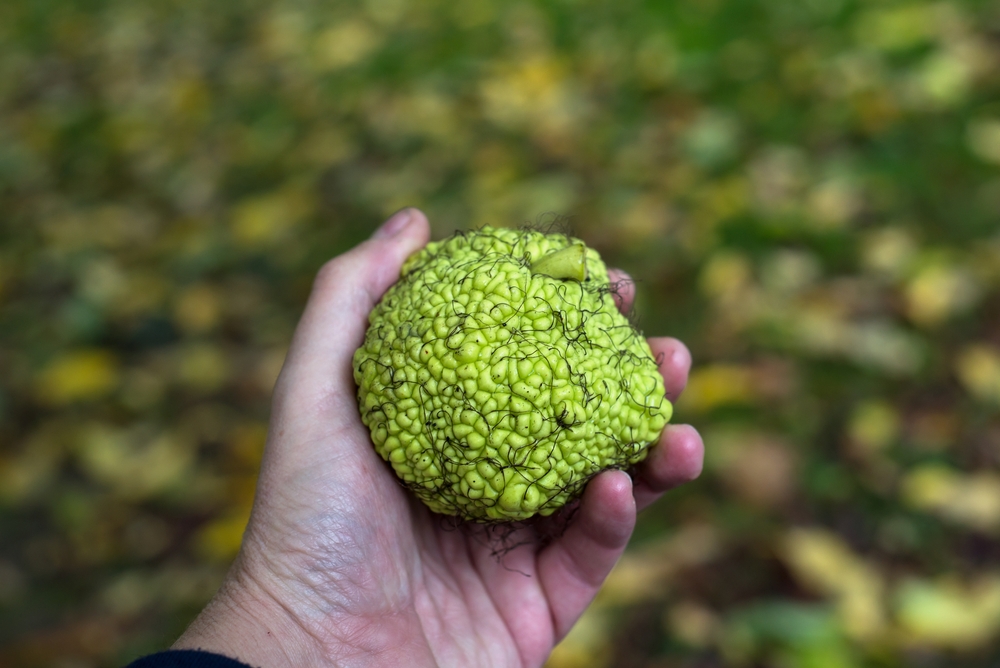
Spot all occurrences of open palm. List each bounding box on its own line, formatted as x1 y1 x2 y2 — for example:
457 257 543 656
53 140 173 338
175 209 703 668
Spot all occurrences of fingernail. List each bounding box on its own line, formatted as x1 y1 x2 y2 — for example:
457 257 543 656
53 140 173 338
373 208 414 239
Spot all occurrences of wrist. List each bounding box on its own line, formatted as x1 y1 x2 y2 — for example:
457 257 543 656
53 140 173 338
173 558 330 668
175 549 441 668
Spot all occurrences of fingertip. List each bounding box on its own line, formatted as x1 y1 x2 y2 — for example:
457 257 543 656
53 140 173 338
580 470 636 549
348 208 431 302
369 207 431 256
648 424 705 486
665 424 705 482
648 337 692 401
635 424 704 505
396 207 432 247
595 469 634 503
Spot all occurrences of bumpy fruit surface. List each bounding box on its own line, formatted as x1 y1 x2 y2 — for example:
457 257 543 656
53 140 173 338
353 226 671 521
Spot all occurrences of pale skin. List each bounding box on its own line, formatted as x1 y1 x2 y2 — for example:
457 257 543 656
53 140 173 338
174 208 704 668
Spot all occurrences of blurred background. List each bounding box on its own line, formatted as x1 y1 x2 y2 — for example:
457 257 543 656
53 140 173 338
1 0 999 665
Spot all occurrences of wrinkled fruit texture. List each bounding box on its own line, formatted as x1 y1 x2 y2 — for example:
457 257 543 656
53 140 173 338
353 227 671 521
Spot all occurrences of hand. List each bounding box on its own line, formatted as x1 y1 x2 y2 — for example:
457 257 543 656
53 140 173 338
173 209 704 668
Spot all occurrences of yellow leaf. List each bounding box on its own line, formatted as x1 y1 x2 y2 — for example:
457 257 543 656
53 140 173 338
914 48 974 108
35 350 120 405
854 5 936 52
230 187 315 247
196 508 252 561
956 345 1000 405
905 260 978 326
861 226 917 278
480 57 579 137
902 465 1000 533
807 178 860 228
76 425 194 499
313 20 381 70
677 364 754 413
781 528 886 641
896 576 1000 649
846 400 899 456
901 465 957 507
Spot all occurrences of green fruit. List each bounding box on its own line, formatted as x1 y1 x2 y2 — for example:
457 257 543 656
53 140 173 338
353 226 671 522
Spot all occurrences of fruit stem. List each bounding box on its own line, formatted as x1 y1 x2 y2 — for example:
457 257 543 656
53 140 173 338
530 244 588 281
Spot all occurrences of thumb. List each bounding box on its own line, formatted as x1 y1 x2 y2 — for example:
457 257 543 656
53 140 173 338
278 208 431 404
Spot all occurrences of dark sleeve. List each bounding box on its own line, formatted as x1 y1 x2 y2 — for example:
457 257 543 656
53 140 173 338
125 649 256 668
